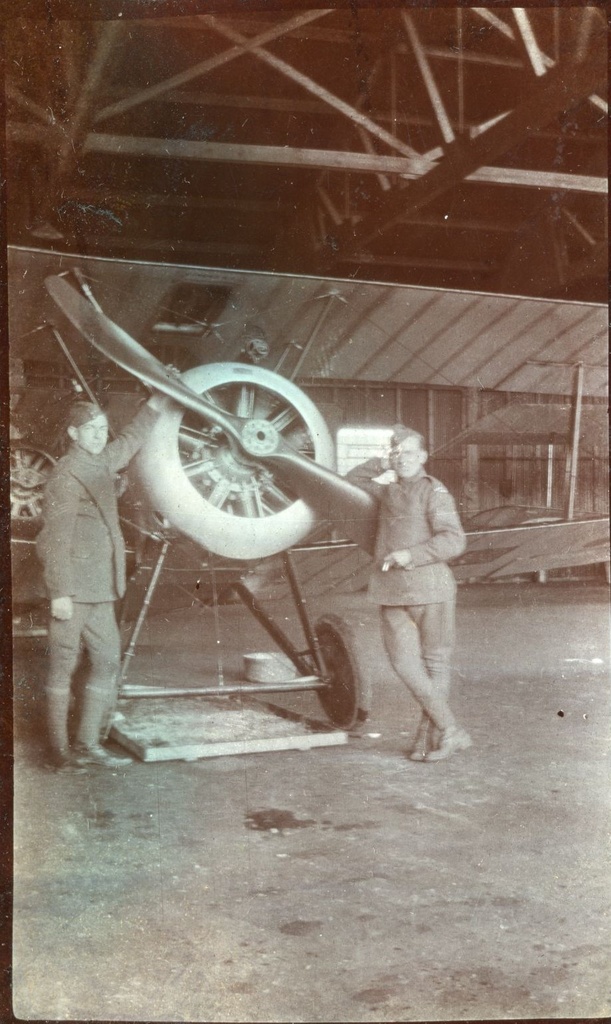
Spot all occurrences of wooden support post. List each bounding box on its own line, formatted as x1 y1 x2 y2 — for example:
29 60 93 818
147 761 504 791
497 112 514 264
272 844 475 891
464 388 480 518
566 362 584 521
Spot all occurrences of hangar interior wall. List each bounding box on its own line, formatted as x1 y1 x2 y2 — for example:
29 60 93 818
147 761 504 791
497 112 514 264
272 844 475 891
13 356 608 522
304 379 608 519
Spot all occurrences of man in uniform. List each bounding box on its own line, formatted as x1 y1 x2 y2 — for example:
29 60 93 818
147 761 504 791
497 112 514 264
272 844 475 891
347 424 471 762
37 395 161 772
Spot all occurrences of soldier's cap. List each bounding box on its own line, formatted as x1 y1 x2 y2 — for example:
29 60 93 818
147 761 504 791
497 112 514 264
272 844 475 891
66 400 106 428
391 424 425 449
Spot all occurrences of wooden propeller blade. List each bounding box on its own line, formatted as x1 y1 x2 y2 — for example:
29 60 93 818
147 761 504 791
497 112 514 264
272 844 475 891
45 273 378 553
45 274 243 441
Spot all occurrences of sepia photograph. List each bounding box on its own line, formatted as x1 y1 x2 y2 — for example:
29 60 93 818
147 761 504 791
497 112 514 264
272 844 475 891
4 1 609 1021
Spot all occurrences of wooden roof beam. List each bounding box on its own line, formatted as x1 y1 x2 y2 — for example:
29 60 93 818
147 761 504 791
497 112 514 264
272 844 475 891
467 168 606 194
94 10 330 124
56 21 123 179
323 34 607 260
513 9 547 76
422 47 524 69
401 12 455 145
74 132 607 196
81 132 430 174
9 121 606 196
97 85 607 136
6 83 56 125
205 15 438 165
476 6 605 113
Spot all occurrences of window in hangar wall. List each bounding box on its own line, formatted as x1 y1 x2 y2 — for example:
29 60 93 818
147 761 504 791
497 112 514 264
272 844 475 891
336 426 394 477
302 380 464 493
302 380 608 517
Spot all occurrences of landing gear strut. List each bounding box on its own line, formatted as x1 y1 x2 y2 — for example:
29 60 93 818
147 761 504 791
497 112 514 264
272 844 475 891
118 541 371 731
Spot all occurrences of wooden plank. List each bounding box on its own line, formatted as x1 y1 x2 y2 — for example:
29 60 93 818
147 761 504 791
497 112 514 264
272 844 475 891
76 133 608 193
110 696 347 763
111 729 348 763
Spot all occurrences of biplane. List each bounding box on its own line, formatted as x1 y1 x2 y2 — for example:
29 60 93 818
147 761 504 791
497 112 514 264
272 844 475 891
9 249 609 728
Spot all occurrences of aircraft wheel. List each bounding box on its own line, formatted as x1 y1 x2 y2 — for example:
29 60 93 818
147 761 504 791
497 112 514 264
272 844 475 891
315 614 372 729
10 445 56 522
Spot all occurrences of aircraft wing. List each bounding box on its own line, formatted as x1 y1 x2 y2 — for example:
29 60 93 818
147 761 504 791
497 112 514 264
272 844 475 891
453 516 610 581
252 515 610 603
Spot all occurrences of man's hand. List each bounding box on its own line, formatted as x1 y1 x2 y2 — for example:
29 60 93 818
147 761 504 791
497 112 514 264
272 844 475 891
51 596 73 620
146 390 167 413
372 469 398 485
382 549 413 571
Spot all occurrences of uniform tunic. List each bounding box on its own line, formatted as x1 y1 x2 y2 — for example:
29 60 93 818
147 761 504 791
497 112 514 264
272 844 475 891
346 457 466 605
37 404 158 603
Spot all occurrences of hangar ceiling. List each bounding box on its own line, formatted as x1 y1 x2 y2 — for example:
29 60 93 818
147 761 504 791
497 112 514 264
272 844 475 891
5 4 608 303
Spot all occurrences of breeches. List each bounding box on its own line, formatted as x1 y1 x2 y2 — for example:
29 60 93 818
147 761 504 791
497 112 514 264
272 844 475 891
47 601 121 694
46 602 122 748
380 600 456 730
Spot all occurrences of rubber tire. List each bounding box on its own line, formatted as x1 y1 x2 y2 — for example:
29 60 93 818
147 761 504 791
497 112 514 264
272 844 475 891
10 445 56 525
315 613 372 729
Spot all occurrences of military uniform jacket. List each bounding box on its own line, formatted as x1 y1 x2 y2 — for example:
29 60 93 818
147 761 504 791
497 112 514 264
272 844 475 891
37 405 158 603
347 458 466 606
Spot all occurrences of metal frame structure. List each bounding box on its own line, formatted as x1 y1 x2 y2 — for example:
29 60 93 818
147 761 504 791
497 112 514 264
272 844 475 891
119 546 326 700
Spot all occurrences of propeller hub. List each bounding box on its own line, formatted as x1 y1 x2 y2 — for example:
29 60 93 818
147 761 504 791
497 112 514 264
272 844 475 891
239 418 280 456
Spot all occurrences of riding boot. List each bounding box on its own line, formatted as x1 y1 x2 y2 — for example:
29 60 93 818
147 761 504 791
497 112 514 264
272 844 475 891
75 681 112 750
46 686 71 759
409 713 433 761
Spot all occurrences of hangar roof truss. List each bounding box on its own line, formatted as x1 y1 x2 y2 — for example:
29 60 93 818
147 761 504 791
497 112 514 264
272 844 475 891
5 4 609 301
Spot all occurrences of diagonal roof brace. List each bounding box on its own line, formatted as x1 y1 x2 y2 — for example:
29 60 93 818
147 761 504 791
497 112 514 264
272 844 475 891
205 15 438 166
94 9 330 123
474 6 605 112
323 31 607 262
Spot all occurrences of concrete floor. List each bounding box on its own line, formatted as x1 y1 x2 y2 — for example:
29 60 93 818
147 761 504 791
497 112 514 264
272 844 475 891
12 580 611 1022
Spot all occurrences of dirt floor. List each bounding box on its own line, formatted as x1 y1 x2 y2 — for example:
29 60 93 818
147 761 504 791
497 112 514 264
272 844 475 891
11 579 611 1022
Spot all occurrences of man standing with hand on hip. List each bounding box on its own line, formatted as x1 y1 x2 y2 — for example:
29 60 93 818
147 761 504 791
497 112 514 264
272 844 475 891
36 394 162 773
347 424 471 762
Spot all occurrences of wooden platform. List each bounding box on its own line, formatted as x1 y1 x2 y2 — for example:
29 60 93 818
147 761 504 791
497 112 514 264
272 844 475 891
110 694 347 762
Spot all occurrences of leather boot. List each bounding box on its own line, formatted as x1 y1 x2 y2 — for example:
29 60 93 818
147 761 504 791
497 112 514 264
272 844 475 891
426 726 472 762
73 743 133 768
409 714 433 761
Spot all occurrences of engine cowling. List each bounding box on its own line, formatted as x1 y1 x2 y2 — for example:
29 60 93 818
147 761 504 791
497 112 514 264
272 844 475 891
132 363 336 559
